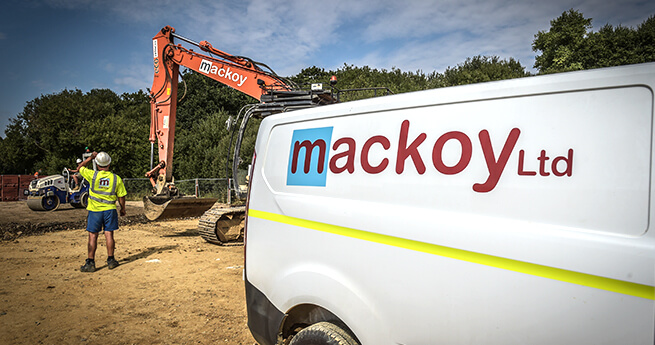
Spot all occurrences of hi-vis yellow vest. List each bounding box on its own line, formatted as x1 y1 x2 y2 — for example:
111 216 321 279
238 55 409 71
80 167 127 212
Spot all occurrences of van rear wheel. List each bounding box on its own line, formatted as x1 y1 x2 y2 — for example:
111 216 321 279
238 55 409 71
288 322 359 345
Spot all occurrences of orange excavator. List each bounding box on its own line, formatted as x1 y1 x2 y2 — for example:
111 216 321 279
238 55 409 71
144 26 351 244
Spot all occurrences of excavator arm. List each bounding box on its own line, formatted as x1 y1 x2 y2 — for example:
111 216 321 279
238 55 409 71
142 25 391 244
142 26 375 224
147 25 293 196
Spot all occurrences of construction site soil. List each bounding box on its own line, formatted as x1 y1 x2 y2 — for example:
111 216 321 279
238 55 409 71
0 201 257 345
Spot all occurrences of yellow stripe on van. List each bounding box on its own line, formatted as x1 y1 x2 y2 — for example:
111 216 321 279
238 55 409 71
248 209 655 300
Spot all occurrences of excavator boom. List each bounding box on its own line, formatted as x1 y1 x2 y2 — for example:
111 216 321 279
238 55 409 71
143 26 387 243
144 26 302 221
148 26 292 196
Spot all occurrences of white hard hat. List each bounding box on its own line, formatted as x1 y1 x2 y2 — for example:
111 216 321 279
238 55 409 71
95 152 111 167
76 158 82 164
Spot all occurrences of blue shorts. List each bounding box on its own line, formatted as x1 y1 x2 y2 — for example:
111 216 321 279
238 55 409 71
86 209 119 233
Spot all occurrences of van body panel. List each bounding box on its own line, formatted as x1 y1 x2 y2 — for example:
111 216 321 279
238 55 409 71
245 63 655 344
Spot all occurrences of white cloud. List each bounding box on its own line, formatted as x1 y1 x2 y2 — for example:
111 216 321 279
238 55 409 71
104 57 152 92
86 0 655 76
42 0 96 10
31 79 50 90
337 0 655 73
577 0 655 28
173 0 357 75
90 0 370 75
113 74 149 91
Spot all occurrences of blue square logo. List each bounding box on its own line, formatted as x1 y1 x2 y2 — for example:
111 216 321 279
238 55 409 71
287 127 333 186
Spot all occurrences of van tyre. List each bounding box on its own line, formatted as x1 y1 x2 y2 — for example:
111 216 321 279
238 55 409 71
288 322 359 345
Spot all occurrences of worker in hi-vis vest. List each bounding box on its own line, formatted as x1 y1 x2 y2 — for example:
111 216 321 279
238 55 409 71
75 151 127 273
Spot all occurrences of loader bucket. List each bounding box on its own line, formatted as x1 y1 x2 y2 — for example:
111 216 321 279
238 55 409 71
143 196 218 221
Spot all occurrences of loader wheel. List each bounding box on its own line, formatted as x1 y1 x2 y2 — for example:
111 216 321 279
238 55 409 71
42 195 60 211
289 322 359 345
80 192 88 209
71 192 88 209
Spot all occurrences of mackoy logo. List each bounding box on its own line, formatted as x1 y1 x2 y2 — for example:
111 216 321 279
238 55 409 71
99 178 110 188
286 121 573 191
198 59 248 87
287 127 333 186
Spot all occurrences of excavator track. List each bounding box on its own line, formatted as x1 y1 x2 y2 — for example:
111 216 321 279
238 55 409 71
198 205 246 246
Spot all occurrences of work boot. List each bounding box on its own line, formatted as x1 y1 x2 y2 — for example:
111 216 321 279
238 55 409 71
80 259 95 273
107 257 120 270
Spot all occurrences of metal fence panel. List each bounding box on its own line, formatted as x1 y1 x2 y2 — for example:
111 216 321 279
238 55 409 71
123 177 237 203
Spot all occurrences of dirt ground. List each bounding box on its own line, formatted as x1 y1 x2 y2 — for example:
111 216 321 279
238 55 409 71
0 201 257 345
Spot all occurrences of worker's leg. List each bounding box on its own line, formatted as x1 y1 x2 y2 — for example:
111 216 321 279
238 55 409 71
104 209 120 269
104 231 115 257
85 211 104 259
87 232 99 259
81 211 103 272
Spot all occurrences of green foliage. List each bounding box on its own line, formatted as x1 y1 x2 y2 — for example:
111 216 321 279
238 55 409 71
175 69 256 131
293 64 437 99
173 108 260 180
0 120 37 174
171 69 257 179
440 56 530 86
533 10 655 74
79 110 150 178
637 16 655 62
0 58 538 179
293 57 527 100
173 110 233 179
291 66 332 86
0 89 150 177
533 9 592 73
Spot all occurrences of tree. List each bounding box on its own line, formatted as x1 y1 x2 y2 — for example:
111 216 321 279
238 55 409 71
79 92 150 178
290 66 332 86
175 69 255 131
534 10 655 74
3 89 100 175
0 120 37 174
440 56 530 86
332 64 431 96
0 89 150 176
533 9 593 74
0 56 536 178
173 109 260 179
636 15 655 63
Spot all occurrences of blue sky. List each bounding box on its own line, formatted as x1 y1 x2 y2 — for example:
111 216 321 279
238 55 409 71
1 0 654 137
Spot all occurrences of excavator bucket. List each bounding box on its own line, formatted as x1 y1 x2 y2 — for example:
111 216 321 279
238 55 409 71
143 196 218 221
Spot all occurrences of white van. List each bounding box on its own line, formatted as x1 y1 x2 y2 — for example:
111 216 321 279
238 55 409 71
244 63 655 345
